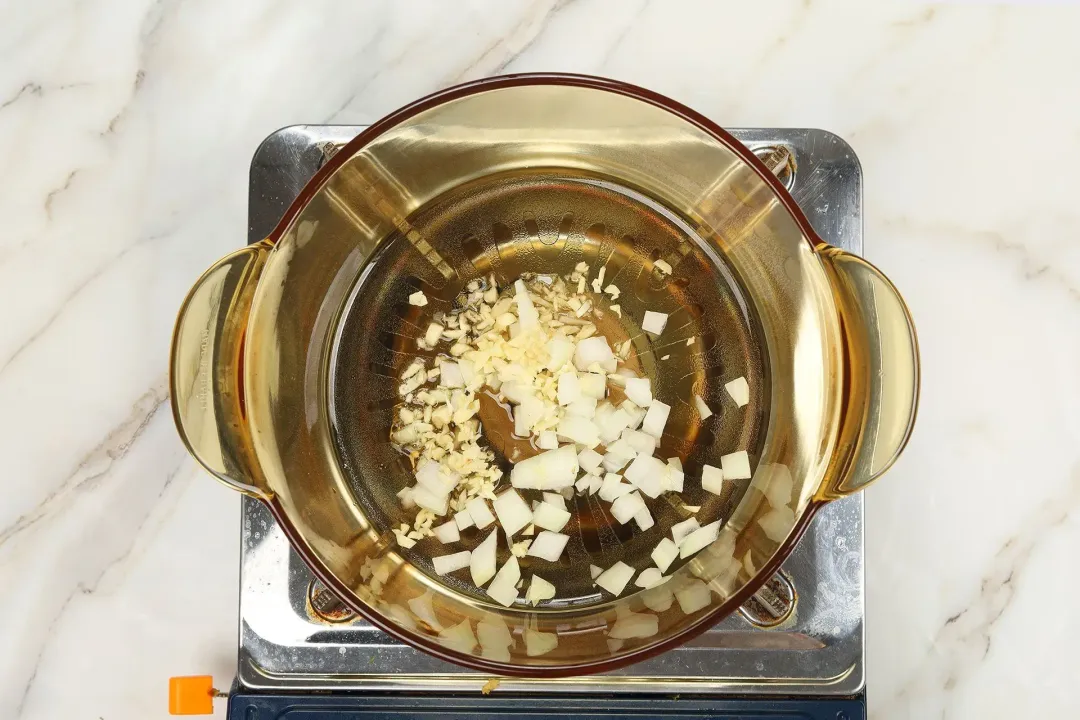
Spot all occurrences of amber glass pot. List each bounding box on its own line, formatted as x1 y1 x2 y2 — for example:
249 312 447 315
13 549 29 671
170 74 918 675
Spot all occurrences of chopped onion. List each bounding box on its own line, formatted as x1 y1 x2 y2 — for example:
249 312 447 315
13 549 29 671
578 447 604 474
621 428 657 455
720 450 752 480
662 465 684 492
557 371 581 405
624 377 652 407
416 461 457 496
611 491 647 524
670 517 700 544
621 400 646 430
408 290 428 306
457 358 477 387
412 485 449 516
454 508 474 531
511 445 579 490
514 395 545 436
439 360 464 388
640 400 670 439
477 617 513 651
601 438 637 472
679 520 721 558
527 531 570 561
642 584 674 612
675 579 713 614
526 575 557 606
725 376 750 407
575 474 593 492
525 628 558 657
434 521 460 544
635 567 667 589
588 474 602 494
547 335 575 371
599 473 634 502
693 394 713 420
589 564 603 580
634 505 654 531
537 430 559 450
424 322 444 346
609 611 659 639
566 396 597 419
471 531 498 586
433 550 471 575
597 407 633 445
667 456 683 471
595 561 635 596
532 501 571 533
578 372 607 398
556 416 600 448
702 463 725 495
641 311 668 335
651 538 678 572
486 556 521 607
492 488 533 537
758 506 796 542
439 619 477 653
542 492 566 510
514 279 539 330
574 336 616 372
624 454 666 498
466 497 496 529
397 486 415 509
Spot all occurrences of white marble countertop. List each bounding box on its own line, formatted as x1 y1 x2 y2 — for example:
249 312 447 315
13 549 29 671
3 1 1079 717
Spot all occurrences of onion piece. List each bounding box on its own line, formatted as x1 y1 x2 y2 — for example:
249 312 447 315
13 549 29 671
397 486 415 510
470 530 498 586
511 445 579 490
667 456 683 471
412 485 449 516
566 396 597 419
725 376 750 407
574 336 616 372
477 617 513 652
578 447 604 474
693 394 713 420
640 400 670 439
670 517 700 544
702 463 725 495
557 371 581 405
758 506 796 542
634 505 654 531
542 492 567 510
601 438 637 472
532 501 572 533
621 400 646 430
454 508 474 531
433 550 472 575
526 575 557 606
635 567 667 589
651 537 679 572
662 465 684 492
514 395 545 436
623 377 652 407
599 473 634 502
641 311 668 335
439 619 477 653
597 408 633 445
527 531 570 561
439 360 464 388
679 520 721 558
642 584 674 612
720 450 753 480
611 491 646 524
408 290 428 306
514 279 539 330
556 416 600 448
621 429 657 455
525 628 558 657
537 430 559 450
588 474 603 494
486 556 521 607
595 561 635 596
424 322 444 346
589 564 603 580
434 521 460 544
578 372 607 398
609 611 659 639
547 335 575 371
675 579 713 614
466 497 496 529
492 489 533 537
623 454 666 498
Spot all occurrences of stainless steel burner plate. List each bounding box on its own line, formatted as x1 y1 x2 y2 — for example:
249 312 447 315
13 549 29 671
240 126 865 696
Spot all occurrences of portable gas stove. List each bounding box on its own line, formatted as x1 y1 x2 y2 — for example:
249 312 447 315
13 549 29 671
224 126 867 719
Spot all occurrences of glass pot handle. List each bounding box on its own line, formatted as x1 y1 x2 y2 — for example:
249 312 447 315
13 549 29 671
169 243 272 499
816 247 920 499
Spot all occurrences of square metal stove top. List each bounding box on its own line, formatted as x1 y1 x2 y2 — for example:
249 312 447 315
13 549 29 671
239 126 865 696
